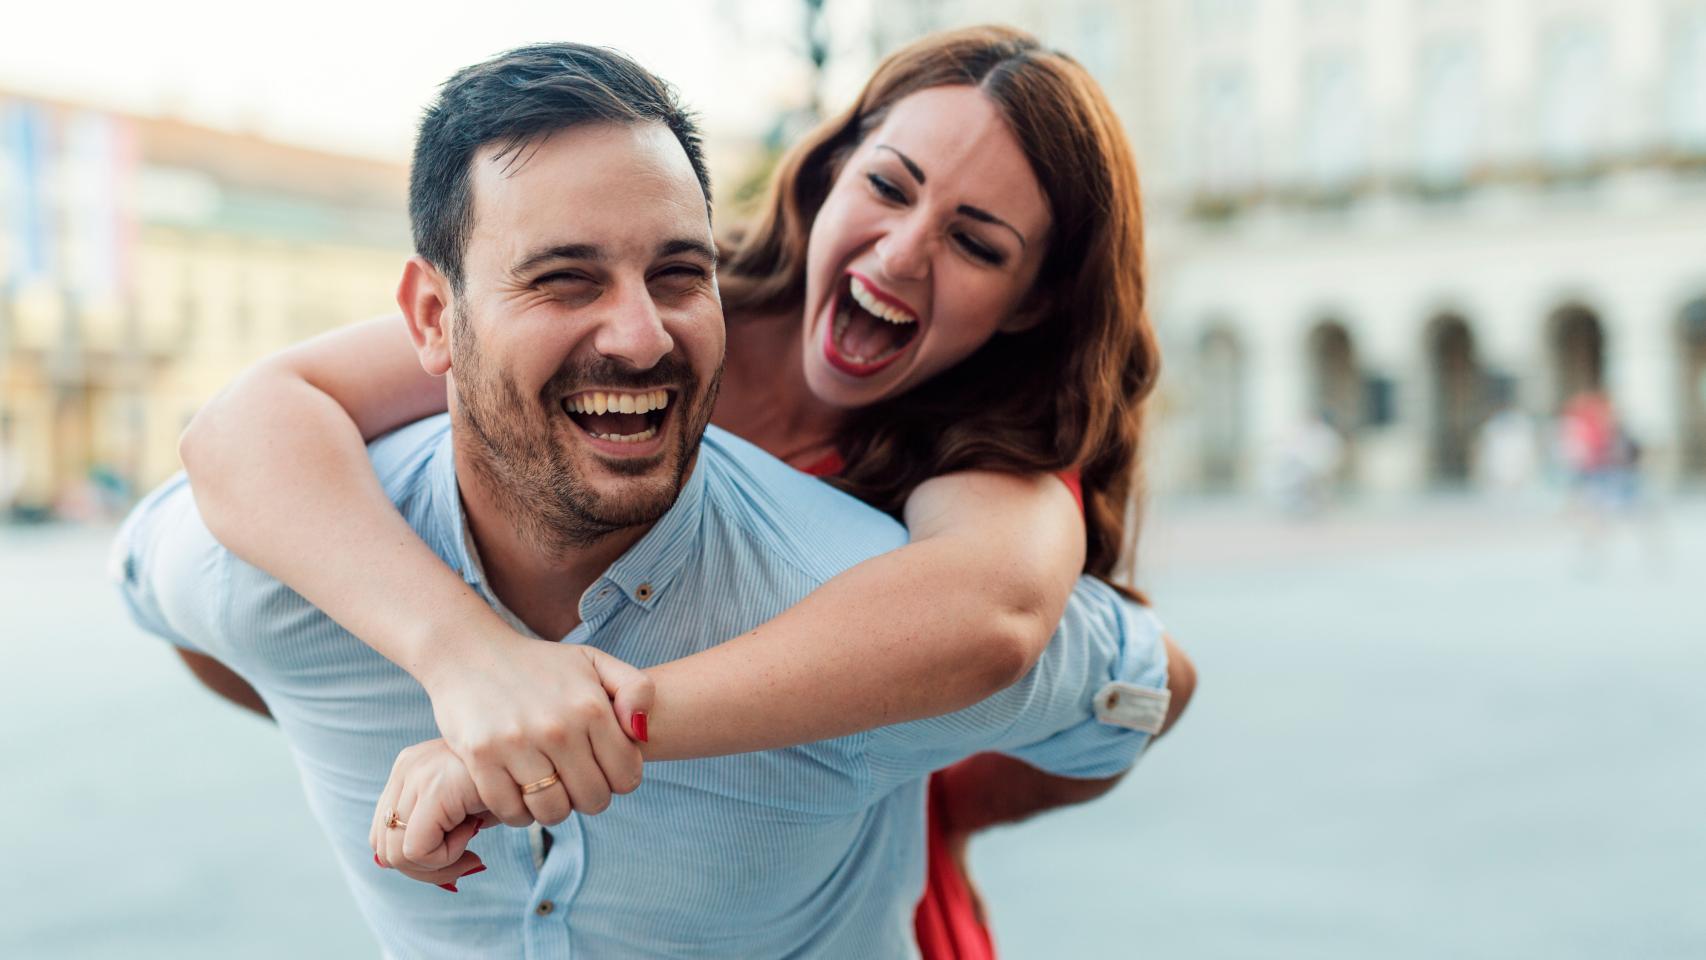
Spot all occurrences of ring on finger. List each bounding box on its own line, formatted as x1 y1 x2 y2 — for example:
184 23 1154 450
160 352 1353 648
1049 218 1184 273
520 773 560 796
386 809 408 830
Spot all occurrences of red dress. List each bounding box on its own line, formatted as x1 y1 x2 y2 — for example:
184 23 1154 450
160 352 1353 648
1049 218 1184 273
801 452 1083 960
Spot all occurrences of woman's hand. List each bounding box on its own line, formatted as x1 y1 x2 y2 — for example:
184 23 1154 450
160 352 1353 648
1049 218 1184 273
370 738 488 889
419 633 654 828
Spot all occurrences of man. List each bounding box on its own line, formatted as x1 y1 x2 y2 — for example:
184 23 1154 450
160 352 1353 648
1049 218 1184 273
112 44 1168 957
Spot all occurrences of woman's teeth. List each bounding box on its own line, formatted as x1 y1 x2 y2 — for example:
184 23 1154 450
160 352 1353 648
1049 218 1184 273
848 275 917 325
565 389 670 415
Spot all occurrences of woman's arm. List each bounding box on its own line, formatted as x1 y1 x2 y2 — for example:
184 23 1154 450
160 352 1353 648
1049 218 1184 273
180 316 657 828
640 470 1085 759
182 319 1085 768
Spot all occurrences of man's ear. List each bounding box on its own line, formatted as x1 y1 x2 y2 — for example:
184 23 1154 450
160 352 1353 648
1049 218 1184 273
397 256 454 376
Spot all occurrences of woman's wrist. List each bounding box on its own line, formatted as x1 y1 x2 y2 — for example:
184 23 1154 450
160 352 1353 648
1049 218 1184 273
394 589 516 696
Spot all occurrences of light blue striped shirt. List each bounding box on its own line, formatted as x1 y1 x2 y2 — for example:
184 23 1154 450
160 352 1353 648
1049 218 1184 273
112 416 1168 959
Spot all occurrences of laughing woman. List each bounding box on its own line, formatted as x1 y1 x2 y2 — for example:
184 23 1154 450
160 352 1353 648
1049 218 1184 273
179 27 1193 957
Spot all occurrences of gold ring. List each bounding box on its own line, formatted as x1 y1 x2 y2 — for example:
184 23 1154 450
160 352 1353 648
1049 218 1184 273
386 810 408 830
520 773 560 796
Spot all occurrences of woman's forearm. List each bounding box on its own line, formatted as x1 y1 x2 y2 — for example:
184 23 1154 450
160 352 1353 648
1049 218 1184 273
179 370 500 682
638 470 1084 761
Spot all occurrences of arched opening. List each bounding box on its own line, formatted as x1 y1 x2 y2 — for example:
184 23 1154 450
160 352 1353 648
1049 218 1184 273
1548 303 1606 412
1680 298 1706 478
1426 315 1485 484
1308 320 1361 433
1197 325 1246 491
1306 320 1361 484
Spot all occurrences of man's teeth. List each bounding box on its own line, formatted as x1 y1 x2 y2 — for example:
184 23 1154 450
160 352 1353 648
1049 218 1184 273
565 389 670 415
849 275 917 325
587 427 659 444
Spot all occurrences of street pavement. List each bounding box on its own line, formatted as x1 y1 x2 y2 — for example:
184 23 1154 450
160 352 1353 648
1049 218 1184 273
3 496 1701 958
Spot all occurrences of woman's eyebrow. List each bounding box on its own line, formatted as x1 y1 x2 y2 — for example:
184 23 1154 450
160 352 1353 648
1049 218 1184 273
875 145 926 185
957 204 1027 249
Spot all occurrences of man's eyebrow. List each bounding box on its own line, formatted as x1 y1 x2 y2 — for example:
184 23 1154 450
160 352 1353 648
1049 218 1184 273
875 145 926 185
956 204 1028 249
512 243 602 276
658 238 719 265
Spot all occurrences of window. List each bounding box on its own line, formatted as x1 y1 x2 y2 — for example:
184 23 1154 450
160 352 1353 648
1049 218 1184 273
1537 20 1608 173
1303 50 1368 192
1416 37 1481 188
1665 5 1706 154
1197 64 1258 195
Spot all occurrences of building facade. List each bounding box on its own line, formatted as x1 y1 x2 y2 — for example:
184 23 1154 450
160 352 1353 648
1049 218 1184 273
0 96 409 514
872 0 1706 495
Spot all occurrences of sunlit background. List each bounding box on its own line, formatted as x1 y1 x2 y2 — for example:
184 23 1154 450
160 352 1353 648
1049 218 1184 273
3 1 1703 957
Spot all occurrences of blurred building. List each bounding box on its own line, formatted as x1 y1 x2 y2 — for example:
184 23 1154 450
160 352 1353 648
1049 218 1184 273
0 94 408 515
874 0 1706 495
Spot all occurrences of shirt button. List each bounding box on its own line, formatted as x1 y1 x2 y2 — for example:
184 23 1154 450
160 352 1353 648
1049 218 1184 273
536 900 555 916
597 588 611 599
635 583 654 602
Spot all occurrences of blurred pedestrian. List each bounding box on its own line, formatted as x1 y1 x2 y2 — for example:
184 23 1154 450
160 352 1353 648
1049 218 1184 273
1475 402 1538 498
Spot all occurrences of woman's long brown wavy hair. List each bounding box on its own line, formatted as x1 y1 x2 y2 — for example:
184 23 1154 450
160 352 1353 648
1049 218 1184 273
719 25 1158 585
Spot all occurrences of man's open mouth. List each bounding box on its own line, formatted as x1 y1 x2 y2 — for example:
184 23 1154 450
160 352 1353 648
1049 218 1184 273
823 272 920 377
561 388 673 446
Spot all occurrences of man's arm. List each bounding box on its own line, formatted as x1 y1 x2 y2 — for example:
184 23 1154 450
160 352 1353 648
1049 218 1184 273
938 633 1194 834
174 649 272 720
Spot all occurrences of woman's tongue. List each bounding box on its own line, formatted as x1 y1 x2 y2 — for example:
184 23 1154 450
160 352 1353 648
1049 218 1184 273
836 302 910 362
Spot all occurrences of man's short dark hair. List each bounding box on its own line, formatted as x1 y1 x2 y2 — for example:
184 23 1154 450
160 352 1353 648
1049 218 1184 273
410 43 712 291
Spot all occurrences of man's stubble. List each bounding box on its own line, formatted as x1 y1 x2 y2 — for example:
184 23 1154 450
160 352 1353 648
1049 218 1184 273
449 301 722 559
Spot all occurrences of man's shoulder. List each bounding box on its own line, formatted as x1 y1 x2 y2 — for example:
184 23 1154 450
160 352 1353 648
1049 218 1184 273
695 427 907 580
367 415 453 504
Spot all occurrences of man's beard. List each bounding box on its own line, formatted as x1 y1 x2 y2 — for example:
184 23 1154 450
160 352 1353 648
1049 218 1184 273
450 308 721 558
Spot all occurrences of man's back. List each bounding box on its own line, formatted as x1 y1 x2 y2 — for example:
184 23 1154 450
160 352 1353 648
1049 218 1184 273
114 416 1159 958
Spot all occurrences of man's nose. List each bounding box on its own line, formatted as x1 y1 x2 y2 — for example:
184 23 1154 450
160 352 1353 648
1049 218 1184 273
591 280 674 370
874 214 933 282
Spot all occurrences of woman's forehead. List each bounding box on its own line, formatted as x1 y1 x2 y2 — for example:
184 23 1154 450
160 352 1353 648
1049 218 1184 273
862 87 1050 233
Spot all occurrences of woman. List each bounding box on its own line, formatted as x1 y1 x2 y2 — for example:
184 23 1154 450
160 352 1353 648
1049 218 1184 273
181 26 1191 956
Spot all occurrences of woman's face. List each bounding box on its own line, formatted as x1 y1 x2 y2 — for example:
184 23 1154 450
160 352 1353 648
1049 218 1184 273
800 85 1053 408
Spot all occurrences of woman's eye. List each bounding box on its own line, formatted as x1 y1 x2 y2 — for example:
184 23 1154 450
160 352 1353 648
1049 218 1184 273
866 173 907 203
955 233 1003 266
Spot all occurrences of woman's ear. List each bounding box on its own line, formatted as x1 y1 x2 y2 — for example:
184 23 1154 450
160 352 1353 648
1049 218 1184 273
997 295 1050 334
397 256 454 376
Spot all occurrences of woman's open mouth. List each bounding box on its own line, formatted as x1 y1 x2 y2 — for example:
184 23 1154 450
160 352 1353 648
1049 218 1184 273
822 272 920 377
561 388 674 455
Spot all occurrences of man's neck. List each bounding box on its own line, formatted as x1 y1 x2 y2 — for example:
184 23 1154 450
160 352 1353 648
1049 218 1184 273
453 448 650 641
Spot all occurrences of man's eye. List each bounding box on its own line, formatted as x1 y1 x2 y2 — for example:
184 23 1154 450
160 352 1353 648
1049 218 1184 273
538 272 591 286
867 173 907 203
653 265 707 282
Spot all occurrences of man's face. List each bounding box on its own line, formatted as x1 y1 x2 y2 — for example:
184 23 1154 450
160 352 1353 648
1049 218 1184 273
449 121 723 550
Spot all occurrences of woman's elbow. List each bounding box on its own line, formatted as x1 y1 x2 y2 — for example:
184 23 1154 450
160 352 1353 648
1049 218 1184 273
978 606 1053 692
1156 635 1196 739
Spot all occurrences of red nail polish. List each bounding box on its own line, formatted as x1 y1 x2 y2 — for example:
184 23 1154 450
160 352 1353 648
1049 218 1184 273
632 711 648 743
459 865 487 878
374 854 387 869
437 882 459 893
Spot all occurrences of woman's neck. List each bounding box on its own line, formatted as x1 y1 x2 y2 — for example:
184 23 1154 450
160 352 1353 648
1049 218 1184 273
714 306 847 467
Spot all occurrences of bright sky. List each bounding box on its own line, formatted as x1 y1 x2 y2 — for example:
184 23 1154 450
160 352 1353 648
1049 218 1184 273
2 0 867 161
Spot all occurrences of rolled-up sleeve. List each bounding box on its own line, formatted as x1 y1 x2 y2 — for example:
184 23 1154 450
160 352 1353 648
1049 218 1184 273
864 576 1170 793
109 473 230 655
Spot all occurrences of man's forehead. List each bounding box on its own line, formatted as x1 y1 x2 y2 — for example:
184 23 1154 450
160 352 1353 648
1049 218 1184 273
466 121 710 262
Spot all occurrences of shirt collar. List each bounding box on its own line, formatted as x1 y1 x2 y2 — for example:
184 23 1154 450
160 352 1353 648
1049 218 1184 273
426 429 707 616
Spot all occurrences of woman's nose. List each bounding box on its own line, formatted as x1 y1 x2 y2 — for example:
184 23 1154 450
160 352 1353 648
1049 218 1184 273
874 215 933 281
